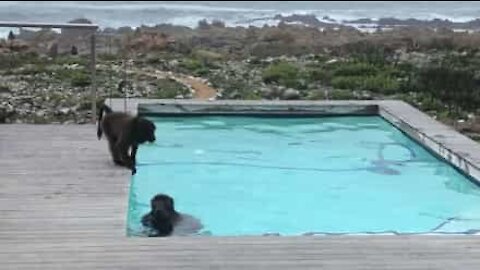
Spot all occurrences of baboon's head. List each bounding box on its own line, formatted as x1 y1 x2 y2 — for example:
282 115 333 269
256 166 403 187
133 117 156 144
149 194 177 236
151 194 176 219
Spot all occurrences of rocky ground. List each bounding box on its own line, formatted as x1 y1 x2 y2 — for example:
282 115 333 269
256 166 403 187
1 18 480 141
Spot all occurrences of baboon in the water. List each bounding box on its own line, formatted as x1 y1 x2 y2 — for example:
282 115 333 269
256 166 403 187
141 194 203 237
97 104 156 174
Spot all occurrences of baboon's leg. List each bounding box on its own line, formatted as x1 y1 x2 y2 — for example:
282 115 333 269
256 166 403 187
121 147 134 169
130 144 139 175
109 138 124 166
117 140 133 169
130 144 138 167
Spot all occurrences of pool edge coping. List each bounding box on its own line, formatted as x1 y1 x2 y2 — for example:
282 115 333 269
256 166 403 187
377 101 480 184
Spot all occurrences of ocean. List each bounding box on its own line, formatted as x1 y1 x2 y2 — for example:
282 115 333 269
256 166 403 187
0 1 479 35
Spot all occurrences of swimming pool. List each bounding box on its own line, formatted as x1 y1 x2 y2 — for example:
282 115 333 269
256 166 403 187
127 116 480 236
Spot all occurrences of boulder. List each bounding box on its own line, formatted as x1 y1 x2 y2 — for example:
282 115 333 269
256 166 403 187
282 88 301 100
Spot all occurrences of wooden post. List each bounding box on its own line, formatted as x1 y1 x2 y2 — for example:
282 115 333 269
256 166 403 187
90 32 97 123
123 58 127 112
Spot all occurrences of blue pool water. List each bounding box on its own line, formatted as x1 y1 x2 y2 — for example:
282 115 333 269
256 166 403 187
127 116 480 236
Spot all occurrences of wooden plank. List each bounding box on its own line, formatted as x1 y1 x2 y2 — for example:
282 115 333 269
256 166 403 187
1 112 480 269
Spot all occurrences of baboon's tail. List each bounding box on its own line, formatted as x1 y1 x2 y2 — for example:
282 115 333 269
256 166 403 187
97 104 113 140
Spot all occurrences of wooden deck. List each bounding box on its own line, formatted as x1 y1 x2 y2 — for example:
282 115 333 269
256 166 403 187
2 123 480 269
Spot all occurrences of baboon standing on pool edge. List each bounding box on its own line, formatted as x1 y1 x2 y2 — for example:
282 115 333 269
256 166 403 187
97 104 156 175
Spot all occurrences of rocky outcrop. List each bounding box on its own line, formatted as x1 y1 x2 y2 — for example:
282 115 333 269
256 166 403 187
273 14 335 27
345 17 480 30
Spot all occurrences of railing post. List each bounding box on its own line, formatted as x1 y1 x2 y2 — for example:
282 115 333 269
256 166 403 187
90 32 97 123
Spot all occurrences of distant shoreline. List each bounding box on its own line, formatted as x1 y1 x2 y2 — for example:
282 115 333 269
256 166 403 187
2 13 480 38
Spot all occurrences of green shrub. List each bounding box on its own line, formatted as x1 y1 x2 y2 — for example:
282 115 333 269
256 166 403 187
193 49 223 62
9 63 48 75
307 68 332 84
0 51 40 70
393 93 416 105
329 89 355 100
193 67 210 77
227 89 261 100
363 75 400 95
413 66 479 111
179 58 210 76
180 59 203 71
306 90 326 100
146 56 162 64
418 95 444 112
333 62 378 77
98 53 119 62
53 56 88 66
71 72 91 87
262 62 300 88
331 76 363 90
313 54 329 62
221 79 259 100
331 74 399 94
153 78 190 99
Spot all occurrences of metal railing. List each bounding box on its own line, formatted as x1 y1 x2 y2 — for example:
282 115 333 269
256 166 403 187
0 21 99 122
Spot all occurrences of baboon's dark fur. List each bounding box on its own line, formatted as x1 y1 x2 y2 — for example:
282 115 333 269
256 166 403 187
141 194 204 237
97 104 155 174
141 194 179 237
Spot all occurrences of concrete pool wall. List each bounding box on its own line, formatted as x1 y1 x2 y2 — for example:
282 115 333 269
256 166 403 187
107 99 480 184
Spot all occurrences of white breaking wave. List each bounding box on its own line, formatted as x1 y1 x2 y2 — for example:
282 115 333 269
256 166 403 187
0 1 478 32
